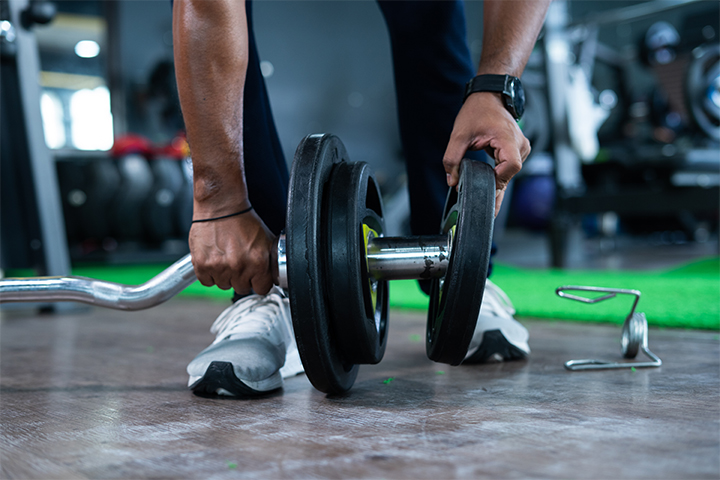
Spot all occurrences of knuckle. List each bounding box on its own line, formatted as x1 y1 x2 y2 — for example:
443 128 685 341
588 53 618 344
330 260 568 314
203 254 222 270
249 248 268 268
523 139 531 156
225 256 243 273
443 158 461 174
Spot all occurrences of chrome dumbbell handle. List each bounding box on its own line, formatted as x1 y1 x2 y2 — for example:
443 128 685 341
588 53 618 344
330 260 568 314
366 234 451 281
276 233 452 289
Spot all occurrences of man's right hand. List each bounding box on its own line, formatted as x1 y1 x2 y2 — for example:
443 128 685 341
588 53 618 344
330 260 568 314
175 0 267 295
189 210 276 296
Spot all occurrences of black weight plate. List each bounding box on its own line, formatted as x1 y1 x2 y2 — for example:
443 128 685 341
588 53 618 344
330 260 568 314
286 134 358 394
83 158 121 241
327 161 389 365
687 44 720 141
426 159 495 365
112 154 154 241
56 160 86 244
144 158 184 243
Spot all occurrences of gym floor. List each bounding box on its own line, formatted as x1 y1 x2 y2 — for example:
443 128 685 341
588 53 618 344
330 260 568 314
1 298 718 479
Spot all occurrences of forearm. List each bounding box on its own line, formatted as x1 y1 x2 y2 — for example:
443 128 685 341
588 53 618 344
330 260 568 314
173 0 249 216
477 0 550 76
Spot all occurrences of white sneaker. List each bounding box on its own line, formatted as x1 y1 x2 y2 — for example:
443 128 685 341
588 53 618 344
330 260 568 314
187 286 304 397
463 279 530 363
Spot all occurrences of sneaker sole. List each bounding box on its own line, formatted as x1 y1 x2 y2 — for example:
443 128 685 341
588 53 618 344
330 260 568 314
189 361 282 398
463 329 529 364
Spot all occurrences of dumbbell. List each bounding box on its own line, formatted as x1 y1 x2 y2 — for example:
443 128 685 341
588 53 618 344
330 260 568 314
282 134 495 393
0 134 495 395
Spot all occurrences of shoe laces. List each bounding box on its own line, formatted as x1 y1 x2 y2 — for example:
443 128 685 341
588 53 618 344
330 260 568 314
482 279 516 317
210 287 292 345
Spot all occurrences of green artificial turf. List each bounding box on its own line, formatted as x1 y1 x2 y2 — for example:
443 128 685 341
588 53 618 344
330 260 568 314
5 257 719 330
389 257 720 330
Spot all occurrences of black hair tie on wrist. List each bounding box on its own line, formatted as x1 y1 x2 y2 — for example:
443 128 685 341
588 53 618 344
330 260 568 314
192 205 254 223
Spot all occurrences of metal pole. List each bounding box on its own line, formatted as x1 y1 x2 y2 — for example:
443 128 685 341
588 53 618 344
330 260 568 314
544 0 584 195
8 0 72 284
570 0 701 27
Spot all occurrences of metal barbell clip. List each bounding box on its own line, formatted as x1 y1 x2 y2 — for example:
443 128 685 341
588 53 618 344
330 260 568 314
556 286 662 371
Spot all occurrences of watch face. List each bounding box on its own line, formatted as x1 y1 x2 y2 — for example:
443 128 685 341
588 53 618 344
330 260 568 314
513 79 525 119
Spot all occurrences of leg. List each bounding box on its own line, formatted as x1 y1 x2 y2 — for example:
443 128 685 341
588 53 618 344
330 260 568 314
377 0 486 237
379 1 527 362
242 0 288 235
379 0 491 295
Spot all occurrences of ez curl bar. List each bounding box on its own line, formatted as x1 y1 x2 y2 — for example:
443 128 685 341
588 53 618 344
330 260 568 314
1 233 451 311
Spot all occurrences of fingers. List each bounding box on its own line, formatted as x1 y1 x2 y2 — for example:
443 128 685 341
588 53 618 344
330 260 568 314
495 188 506 218
190 253 219 288
492 131 529 218
445 127 526 219
446 93 531 200
191 253 235 291
493 132 528 191
188 213 276 296
194 250 273 295
230 248 274 296
443 132 468 188
251 271 274 296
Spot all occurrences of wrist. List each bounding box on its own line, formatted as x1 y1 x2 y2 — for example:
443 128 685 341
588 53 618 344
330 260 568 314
192 181 250 219
476 65 523 78
464 90 506 110
192 205 254 224
186 137 246 200
464 74 525 120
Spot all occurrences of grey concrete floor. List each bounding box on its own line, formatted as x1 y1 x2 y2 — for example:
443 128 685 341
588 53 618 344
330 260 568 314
1 299 718 479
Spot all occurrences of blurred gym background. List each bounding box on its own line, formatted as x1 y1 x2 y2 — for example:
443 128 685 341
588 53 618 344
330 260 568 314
1 0 718 327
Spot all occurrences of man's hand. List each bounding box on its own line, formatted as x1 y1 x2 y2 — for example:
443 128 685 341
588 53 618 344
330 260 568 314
189 210 276 295
443 91 531 217
444 0 549 216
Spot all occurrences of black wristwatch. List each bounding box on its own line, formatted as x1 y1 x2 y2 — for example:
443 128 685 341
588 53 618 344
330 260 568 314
464 74 525 120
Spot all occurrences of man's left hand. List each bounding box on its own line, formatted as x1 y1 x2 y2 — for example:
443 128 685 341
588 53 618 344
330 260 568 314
443 91 531 217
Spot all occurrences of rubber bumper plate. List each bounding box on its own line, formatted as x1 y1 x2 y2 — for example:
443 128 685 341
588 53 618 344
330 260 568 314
286 134 358 394
426 159 496 365
326 161 389 365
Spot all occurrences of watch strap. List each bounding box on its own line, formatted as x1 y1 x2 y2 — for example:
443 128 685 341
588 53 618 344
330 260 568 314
463 74 524 120
464 74 508 100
